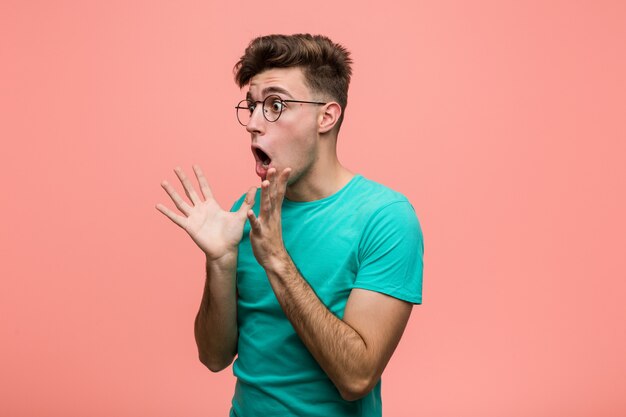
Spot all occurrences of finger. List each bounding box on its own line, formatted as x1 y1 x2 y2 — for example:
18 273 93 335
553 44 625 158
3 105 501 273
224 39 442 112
260 179 271 220
174 167 201 205
161 180 191 215
237 186 257 218
269 168 291 217
276 168 292 201
267 167 279 202
247 209 261 233
193 165 214 201
155 203 186 228
265 168 281 211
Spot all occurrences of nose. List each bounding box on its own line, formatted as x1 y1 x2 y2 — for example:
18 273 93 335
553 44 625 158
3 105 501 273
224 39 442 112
246 105 265 135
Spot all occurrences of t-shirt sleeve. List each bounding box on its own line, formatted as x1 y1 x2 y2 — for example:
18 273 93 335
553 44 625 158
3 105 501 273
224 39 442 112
353 201 424 304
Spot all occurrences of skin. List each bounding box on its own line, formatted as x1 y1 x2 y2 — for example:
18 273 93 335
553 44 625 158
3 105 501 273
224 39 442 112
156 67 413 401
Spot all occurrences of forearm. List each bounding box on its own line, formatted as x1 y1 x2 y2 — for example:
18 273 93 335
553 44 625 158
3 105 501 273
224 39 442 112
194 252 238 372
264 253 374 400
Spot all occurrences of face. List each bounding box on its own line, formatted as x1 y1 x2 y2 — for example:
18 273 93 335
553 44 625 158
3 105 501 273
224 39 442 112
244 67 322 183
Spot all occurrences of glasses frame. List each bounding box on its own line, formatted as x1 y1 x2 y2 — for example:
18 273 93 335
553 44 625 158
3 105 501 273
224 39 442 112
235 94 327 126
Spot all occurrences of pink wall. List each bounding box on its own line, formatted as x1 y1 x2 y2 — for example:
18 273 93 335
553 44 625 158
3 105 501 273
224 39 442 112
1 1 625 416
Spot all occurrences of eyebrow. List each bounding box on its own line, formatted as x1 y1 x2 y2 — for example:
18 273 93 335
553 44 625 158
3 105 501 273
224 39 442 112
246 86 294 101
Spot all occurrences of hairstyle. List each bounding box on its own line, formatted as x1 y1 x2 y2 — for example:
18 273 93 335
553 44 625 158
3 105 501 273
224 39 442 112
234 34 353 131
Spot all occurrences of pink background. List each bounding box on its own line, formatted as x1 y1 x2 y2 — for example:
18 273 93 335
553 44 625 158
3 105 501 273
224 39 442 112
1 1 625 416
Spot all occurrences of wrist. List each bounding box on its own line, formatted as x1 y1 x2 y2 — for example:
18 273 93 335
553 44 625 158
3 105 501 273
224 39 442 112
205 250 238 269
263 248 294 277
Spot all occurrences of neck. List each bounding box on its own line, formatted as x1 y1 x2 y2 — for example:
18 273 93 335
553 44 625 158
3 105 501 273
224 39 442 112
285 151 354 202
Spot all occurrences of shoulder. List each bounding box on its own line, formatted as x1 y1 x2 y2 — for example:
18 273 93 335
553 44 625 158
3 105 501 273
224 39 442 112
350 175 409 203
346 175 416 221
342 175 423 249
350 177 424 303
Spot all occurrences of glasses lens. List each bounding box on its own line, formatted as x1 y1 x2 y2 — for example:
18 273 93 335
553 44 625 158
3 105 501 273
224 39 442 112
236 100 253 126
263 95 284 122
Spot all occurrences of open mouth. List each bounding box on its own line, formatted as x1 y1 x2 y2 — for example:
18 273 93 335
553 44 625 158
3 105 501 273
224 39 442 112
254 147 272 167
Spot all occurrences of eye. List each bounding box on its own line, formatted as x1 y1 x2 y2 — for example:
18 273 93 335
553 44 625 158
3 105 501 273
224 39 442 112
247 102 256 114
268 98 285 113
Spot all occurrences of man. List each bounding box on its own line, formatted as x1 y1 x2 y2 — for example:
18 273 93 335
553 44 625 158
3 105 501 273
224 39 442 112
156 34 423 416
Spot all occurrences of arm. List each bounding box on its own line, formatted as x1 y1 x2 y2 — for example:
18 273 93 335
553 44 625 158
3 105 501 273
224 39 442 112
247 168 414 400
156 165 255 372
266 255 412 401
194 253 238 371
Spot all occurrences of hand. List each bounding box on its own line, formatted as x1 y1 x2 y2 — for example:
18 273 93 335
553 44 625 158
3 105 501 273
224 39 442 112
156 165 256 261
247 167 292 268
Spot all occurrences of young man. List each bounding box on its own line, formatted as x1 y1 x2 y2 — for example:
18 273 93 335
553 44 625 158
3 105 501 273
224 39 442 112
156 34 424 416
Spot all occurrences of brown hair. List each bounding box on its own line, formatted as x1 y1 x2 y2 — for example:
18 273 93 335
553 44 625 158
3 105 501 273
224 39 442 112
234 34 353 130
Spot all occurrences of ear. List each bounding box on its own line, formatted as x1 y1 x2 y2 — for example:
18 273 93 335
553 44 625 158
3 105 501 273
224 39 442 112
318 102 342 134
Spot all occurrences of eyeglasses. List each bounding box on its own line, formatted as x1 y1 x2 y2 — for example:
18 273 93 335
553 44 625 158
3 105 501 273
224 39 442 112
235 94 327 126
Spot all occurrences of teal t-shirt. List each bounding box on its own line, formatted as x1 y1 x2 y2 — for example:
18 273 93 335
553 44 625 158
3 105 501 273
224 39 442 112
229 174 423 417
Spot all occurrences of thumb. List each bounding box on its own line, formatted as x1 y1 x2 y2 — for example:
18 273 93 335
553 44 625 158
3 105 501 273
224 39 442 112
237 186 257 218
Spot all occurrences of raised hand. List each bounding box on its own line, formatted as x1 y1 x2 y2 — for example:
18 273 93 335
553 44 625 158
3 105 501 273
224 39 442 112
247 167 292 268
156 165 256 261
